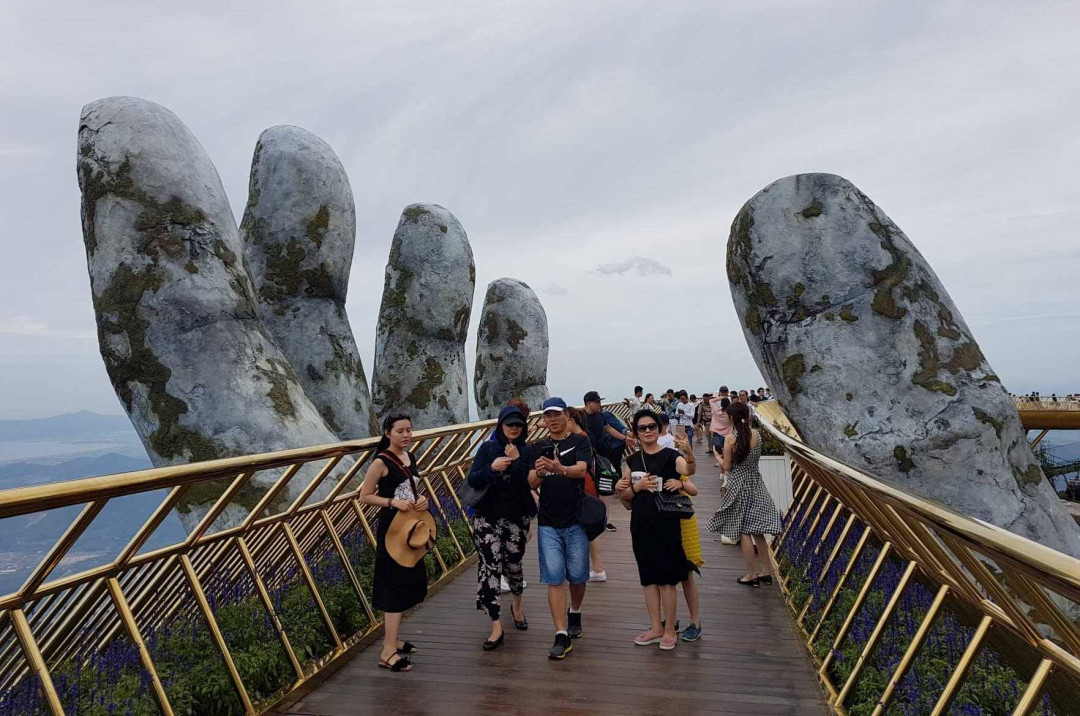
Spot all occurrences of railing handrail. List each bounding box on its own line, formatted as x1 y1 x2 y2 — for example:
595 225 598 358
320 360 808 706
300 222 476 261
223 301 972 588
755 404 1080 600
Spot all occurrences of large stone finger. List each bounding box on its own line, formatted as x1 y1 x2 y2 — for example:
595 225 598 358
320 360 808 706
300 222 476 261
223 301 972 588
728 172 1080 557
474 278 550 419
78 97 348 532
240 125 377 439
372 204 474 426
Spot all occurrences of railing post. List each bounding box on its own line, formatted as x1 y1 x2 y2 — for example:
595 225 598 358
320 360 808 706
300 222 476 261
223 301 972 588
10 608 64 716
179 554 255 715
281 522 344 652
872 583 950 716
105 577 175 716
929 614 992 715
834 560 917 708
236 535 305 681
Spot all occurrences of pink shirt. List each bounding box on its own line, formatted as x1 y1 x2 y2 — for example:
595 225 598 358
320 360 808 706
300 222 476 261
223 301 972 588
710 398 732 436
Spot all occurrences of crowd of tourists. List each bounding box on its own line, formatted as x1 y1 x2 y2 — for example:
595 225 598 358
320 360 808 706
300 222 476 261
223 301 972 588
358 386 782 671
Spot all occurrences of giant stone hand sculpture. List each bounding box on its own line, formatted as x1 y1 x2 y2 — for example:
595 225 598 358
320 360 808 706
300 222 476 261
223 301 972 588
372 205 475 427
728 173 1080 558
239 125 377 439
78 97 348 532
474 278 550 419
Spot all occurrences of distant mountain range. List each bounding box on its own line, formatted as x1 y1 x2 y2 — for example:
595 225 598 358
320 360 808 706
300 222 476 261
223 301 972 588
0 452 151 490
0 411 183 595
0 410 135 442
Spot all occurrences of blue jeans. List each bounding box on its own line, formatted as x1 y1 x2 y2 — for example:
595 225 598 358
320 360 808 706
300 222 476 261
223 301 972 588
537 524 589 585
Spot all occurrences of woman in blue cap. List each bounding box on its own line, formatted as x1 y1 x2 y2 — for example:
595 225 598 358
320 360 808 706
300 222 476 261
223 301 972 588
466 401 537 650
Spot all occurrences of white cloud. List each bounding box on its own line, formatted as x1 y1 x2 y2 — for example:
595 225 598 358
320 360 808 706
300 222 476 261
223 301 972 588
539 283 568 295
589 256 672 278
0 317 95 340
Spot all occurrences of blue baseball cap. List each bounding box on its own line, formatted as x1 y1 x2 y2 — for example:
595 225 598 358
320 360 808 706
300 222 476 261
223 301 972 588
542 397 567 413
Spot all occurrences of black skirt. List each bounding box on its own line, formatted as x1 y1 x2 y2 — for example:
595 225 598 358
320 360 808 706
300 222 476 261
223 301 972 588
372 505 428 613
630 492 691 587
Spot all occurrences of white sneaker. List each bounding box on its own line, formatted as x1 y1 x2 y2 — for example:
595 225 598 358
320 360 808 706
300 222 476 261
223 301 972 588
500 576 510 593
589 570 607 582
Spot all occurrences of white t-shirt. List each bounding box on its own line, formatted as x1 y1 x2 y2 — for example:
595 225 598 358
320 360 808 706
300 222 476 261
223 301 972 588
675 401 695 426
658 433 676 449
626 395 642 412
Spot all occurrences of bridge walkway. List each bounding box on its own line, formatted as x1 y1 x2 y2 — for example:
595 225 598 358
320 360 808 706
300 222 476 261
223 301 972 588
271 439 826 716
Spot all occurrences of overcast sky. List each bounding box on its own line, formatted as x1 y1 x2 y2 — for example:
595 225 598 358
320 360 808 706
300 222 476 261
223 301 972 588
1 1 1079 419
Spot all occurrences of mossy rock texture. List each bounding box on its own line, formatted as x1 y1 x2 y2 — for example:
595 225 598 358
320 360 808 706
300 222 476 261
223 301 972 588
77 97 351 533
474 278 550 419
727 173 1079 557
371 203 474 426
239 125 377 438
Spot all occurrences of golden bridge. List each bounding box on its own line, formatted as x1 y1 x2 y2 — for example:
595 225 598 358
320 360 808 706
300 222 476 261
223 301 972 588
1 400 1079 715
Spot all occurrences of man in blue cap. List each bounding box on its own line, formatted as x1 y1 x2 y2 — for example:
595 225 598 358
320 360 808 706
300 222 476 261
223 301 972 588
529 396 593 659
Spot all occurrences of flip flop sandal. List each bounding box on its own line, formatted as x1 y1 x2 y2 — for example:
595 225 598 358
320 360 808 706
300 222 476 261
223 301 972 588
379 654 412 672
634 632 662 646
397 641 418 654
659 636 678 651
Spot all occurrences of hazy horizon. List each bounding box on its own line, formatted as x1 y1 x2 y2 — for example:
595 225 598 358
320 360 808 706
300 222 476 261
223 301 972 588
2 2 1079 420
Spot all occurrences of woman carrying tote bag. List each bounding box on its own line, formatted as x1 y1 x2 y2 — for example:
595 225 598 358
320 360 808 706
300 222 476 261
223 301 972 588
358 412 433 672
465 404 537 650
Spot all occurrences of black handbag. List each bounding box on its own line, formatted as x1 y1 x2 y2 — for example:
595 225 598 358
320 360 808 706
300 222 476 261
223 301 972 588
634 451 694 520
655 489 694 520
594 455 618 496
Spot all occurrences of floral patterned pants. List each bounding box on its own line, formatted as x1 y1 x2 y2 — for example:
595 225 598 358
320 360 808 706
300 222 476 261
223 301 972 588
472 514 530 620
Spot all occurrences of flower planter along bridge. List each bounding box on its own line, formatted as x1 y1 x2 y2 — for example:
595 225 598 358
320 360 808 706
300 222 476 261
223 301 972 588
0 401 1078 715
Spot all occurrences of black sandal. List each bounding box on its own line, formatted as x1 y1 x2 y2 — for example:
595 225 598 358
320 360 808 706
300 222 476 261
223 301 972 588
397 641 418 654
737 576 760 587
511 605 528 631
379 653 412 672
757 575 773 585
483 633 505 651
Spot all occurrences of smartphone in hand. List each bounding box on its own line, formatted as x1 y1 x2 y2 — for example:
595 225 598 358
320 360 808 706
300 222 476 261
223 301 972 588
675 425 687 439
539 444 556 461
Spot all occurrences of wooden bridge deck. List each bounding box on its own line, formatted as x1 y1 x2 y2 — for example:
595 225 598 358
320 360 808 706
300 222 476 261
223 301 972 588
272 440 826 716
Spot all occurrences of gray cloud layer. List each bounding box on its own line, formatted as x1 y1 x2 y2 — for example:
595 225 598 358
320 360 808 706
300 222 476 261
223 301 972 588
2 1 1080 418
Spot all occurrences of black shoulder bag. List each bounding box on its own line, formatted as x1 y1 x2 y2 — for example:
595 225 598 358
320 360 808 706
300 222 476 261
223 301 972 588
638 451 694 520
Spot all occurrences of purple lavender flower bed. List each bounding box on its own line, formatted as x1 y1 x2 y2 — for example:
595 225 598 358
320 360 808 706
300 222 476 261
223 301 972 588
778 518 1070 715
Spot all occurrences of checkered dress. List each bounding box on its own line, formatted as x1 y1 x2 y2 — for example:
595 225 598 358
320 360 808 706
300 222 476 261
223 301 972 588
707 431 782 539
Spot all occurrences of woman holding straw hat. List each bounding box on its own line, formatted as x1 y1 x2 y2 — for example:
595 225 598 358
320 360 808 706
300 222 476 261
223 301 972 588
359 412 435 672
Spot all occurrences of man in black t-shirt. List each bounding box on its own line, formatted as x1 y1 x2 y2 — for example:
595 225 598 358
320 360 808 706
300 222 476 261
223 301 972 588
529 397 592 659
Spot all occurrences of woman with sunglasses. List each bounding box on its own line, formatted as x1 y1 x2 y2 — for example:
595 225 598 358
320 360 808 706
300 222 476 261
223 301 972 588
466 404 537 650
615 410 697 651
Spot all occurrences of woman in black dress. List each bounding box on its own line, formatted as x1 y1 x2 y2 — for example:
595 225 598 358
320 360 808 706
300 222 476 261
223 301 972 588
616 409 697 651
358 413 430 672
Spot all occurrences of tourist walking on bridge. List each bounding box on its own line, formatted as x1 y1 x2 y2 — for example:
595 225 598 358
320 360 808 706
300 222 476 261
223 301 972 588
707 401 783 586
358 413 431 672
466 404 536 650
530 397 593 659
617 410 697 651
566 407 608 581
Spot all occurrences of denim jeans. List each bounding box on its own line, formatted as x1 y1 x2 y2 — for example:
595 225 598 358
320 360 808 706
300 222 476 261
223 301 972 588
537 523 589 585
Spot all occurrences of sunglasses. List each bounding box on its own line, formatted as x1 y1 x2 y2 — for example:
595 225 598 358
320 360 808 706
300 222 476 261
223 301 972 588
636 423 659 433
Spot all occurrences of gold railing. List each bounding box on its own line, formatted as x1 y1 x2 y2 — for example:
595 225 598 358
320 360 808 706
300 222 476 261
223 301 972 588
0 403 629 715
758 402 1080 715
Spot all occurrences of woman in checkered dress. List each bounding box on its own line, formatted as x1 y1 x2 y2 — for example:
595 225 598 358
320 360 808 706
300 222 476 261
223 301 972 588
706 401 781 586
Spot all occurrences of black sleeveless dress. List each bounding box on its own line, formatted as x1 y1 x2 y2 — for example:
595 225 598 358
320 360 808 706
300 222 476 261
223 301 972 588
627 447 693 587
371 452 428 613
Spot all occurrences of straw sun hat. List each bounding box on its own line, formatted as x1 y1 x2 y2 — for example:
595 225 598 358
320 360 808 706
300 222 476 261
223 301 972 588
385 508 437 567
